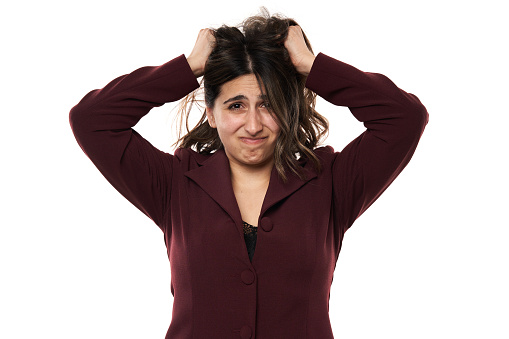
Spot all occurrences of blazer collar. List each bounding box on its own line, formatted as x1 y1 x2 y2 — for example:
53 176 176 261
260 159 318 216
184 149 318 224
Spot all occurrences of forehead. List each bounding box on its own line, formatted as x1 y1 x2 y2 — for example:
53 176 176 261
218 74 266 99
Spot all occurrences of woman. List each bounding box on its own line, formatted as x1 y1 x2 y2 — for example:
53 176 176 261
69 11 428 339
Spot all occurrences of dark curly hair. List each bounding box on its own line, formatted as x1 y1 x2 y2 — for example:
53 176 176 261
176 8 328 182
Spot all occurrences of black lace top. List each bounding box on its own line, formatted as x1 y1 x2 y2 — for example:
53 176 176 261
243 221 258 262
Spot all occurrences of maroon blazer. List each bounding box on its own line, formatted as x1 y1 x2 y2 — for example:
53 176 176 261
69 53 428 338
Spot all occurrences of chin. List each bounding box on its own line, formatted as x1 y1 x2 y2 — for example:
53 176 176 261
242 154 273 167
226 147 275 168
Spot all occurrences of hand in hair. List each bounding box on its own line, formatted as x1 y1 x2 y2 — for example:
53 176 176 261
187 29 215 78
284 25 316 76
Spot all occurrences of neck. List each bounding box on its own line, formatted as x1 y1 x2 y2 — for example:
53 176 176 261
229 160 273 187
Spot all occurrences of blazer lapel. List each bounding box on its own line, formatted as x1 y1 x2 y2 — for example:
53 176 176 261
184 149 319 228
184 149 243 224
260 159 318 216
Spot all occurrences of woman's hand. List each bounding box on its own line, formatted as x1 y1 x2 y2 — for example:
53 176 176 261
284 26 315 76
187 29 215 78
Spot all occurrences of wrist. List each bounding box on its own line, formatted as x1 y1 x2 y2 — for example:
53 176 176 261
186 56 204 78
298 55 315 76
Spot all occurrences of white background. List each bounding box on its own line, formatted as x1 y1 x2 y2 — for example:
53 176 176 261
1 0 508 338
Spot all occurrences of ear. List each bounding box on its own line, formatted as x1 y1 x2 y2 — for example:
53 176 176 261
206 107 217 128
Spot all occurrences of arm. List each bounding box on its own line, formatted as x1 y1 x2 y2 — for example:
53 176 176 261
69 30 214 229
69 55 199 229
285 26 429 231
307 53 428 231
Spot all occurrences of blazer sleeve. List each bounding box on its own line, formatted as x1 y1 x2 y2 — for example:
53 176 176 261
69 54 200 229
306 53 429 232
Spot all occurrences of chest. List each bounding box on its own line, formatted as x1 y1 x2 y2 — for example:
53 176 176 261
170 174 334 266
232 182 268 227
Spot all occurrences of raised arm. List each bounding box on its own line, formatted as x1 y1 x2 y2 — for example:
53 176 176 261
286 26 429 231
69 53 200 229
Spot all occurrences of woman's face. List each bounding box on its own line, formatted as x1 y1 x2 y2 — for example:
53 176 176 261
206 74 280 169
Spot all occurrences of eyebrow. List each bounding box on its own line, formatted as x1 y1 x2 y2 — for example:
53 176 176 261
223 94 268 105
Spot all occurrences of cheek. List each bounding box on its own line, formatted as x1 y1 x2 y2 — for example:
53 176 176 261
264 115 281 135
215 114 243 135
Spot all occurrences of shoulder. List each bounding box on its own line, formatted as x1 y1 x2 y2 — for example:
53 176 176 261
312 145 337 163
295 145 337 179
174 147 201 161
313 145 335 155
174 147 218 167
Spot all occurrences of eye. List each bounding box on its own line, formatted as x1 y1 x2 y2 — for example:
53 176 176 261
228 102 243 110
260 101 271 109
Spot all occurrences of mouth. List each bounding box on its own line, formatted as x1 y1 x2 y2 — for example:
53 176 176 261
240 137 268 145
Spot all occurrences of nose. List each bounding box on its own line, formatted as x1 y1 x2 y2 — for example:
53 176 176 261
244 108 263 136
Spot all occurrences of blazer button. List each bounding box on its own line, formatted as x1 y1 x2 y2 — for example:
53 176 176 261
241 269 255 285
260 217 273 232
240 325 252 339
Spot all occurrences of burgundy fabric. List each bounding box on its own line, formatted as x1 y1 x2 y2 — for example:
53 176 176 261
69 53 428 338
